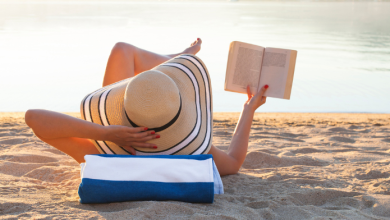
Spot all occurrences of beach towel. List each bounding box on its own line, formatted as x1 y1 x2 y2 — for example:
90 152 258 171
78 154 224 203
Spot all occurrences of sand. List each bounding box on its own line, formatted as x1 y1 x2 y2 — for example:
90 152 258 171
1 112 390 219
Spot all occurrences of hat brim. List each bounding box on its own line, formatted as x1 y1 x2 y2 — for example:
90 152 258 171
80 54 213 155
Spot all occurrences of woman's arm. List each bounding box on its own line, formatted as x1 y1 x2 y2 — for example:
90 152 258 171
25 109 159 151
210 85 268 176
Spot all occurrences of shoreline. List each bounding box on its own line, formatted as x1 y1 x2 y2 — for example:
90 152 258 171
1 111 389 117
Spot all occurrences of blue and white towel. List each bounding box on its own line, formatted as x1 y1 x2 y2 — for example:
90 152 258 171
78 154 223 203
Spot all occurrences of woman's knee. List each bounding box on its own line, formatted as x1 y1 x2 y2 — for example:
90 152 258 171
25 109 38 128
111 42 136 55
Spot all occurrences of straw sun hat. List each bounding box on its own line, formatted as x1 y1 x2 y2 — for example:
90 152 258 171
80 54 213 155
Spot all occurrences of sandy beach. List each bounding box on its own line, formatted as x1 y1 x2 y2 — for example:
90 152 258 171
1 112 390 219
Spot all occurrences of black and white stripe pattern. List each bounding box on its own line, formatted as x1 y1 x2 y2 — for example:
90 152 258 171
180 55 212 155
81 55 212 155
135 62 202 155
81 81 125 154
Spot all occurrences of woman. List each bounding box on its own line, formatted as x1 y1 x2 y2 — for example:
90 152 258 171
25 38 268 176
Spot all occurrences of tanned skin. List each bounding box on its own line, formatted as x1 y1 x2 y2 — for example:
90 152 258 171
25 38 268 176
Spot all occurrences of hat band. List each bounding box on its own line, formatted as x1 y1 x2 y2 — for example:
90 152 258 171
124 95 182 132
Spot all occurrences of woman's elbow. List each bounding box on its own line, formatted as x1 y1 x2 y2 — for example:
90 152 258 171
220 162 241 176
220 168 239 177
228 166 241 175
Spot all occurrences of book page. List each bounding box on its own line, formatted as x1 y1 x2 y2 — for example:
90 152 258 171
225 41 264 94
258 47 292 99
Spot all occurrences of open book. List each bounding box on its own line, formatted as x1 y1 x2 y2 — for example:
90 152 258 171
224 41 297 100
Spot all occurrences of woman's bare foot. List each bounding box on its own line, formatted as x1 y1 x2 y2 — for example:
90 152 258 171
167 38 202 58
183 38 202 55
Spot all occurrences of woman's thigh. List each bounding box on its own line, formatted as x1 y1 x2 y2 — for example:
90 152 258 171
102 42 170 87
37 135 99 164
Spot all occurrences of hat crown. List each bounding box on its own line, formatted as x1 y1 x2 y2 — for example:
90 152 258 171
124 70 181 128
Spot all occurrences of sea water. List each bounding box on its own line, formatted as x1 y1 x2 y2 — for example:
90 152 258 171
0 0 389 113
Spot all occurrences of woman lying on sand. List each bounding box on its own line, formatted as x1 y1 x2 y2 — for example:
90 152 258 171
25 38 268 176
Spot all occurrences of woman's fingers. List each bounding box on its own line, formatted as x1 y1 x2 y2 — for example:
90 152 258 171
128 130 156 138
126 126 148 133
253 85 268 103
130 142 158 149
133 134 160 142
245 85 269 110
246 85 252 99
121 141 158 151
126 128 160 140
121 146 136 155
257 84 268 97
123 131 160 143
121 142 158 155
105 125 161 150
126 132 159 141
262 96 267 105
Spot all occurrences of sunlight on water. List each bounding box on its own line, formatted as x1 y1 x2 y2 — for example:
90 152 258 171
0 0 389 112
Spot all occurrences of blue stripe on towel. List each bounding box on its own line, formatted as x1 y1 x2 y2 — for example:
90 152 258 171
79 179 214 203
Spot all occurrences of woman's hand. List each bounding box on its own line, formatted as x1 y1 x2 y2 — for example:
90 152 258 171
102 125 159 155
245 85 268 111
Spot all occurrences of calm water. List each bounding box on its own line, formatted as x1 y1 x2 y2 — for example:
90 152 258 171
0 0 389 112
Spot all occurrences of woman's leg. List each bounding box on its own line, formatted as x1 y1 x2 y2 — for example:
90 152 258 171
102 38 202 86
37 135 99 164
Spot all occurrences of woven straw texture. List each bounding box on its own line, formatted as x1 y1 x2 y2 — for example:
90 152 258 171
80 54 213 155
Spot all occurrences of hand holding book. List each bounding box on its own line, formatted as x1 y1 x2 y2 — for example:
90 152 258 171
245 84 269 111
224 41 297 100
